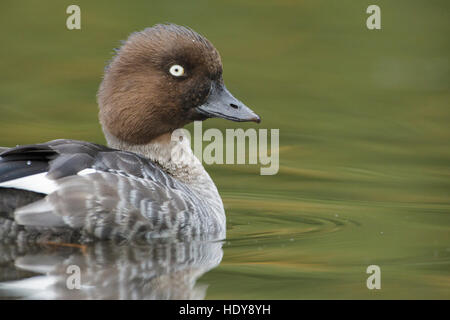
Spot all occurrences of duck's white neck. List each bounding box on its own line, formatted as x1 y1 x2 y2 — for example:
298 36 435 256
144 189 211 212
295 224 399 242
103 128 224 211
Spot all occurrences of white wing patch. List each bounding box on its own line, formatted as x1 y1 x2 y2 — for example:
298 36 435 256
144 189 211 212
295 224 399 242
77 168 98 176
0 172 58 194
0 168 98 195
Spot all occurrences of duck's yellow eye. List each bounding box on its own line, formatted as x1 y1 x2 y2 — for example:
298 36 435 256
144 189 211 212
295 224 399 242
169 65 184 77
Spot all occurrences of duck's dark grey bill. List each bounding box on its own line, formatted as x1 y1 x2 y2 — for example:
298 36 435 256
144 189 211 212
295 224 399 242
196 83 261 123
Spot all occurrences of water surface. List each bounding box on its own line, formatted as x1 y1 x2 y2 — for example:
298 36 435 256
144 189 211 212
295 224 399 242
0 0 449 299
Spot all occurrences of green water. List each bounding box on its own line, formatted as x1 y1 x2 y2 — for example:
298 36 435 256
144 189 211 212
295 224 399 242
0 1 449 299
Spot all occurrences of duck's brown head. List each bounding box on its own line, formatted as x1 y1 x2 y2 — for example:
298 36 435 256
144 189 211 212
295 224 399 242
98 24 260 145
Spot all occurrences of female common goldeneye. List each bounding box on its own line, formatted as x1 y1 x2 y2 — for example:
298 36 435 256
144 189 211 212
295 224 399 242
0 24 260 242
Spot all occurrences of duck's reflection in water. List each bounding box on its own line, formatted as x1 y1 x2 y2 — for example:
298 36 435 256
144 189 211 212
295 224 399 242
0 239 223 299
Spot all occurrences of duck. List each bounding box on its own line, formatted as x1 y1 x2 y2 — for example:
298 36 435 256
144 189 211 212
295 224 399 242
0 24 260 243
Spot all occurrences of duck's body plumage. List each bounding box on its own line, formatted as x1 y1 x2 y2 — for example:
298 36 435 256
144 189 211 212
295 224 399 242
0 137 225 242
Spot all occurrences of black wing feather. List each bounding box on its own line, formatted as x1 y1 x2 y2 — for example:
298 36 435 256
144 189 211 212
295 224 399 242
0 160 49 183
0 144 57 183
0 140 113 183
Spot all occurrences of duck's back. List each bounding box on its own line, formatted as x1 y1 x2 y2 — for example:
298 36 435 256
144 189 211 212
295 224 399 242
0 140 224 242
